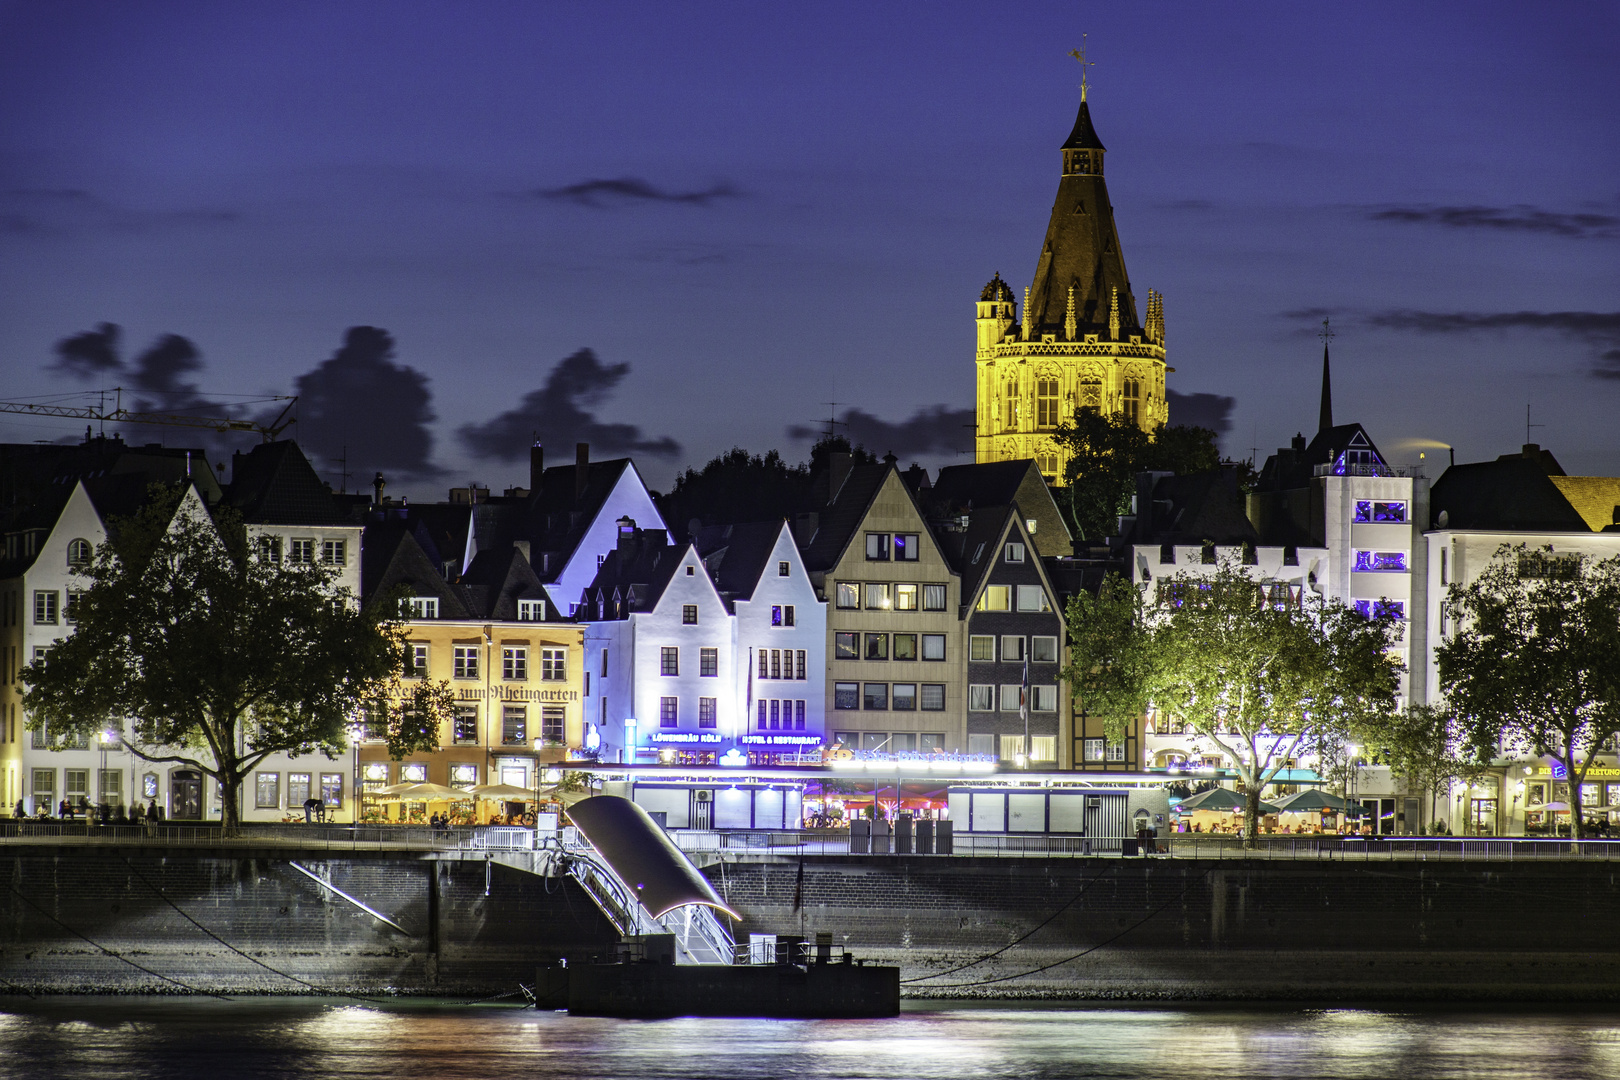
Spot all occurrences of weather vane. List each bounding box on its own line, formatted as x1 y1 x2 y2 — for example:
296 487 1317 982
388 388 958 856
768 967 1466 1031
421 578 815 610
1068 37 1094 101
1319 317 1335 345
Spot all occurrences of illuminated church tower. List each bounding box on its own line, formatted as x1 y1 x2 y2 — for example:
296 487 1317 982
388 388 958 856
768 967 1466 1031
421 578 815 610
974 81 1168 482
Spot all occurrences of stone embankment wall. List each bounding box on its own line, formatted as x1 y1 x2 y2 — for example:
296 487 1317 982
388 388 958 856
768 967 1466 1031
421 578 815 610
0 847 616 995
708 855 1620 1001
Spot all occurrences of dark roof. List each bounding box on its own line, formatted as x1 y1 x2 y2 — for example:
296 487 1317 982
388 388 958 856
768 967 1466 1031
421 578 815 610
568 796 737 919
1255 423 1391 492
223 440 350 525
1060 98 1106 151
1431 455 1594 532
694 520 786 605
361 523 470 617
524 458 639 582
1043 554 1118 603
980 273 1016 302
931 506 1016 606
580 527 686 618
1123 469 1258 546
457 546 553 620
927 460 1035 514
798 463 894 573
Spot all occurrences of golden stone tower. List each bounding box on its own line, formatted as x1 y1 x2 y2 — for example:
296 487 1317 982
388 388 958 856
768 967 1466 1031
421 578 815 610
974 89 1168 482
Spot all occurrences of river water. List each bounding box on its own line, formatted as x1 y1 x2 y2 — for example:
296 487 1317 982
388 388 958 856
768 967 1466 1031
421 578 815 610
1 998 1618 1080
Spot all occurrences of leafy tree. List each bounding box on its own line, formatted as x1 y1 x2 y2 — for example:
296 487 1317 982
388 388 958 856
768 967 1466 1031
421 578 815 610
1048 409 1221 541
1063 572 1153 741
1354 704 1484 833
1069 560 1400 846
21 483 449 834
1438 545 1620 839
654 436 877 541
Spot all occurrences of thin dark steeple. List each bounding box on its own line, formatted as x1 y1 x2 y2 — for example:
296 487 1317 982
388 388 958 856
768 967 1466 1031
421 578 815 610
1318 318 1334 434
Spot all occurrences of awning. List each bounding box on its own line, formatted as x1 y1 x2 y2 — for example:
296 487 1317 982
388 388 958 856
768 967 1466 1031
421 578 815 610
1174 787 1280 814
568 795 740 920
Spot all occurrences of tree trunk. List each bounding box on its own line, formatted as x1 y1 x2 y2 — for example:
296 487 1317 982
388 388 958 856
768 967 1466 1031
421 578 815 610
1568 754 1585 841
1244 785 1262 850
220 771 243 837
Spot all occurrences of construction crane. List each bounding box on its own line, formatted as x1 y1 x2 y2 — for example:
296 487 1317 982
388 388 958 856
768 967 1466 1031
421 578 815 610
0 388 297 442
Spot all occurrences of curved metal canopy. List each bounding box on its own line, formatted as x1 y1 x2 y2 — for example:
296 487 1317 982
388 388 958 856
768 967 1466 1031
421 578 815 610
568 795 739 920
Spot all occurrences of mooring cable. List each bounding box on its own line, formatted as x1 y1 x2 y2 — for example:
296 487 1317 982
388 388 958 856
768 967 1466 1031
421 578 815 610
902 860 1124 984
122 856 395 1004
5 881 230 1000
916 865 1217 991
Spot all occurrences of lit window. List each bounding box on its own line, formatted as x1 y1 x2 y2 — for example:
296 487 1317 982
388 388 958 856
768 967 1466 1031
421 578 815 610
976 586 1010 611
1084 737 1105 762
1353 550 1409 573
835 632 859 659
894 584 918 611
970 635 995 661
320 773 343 808
1353 599 1406 621
864 583 892 610
892 633 917 661
255 772 281 809
835 582 860 609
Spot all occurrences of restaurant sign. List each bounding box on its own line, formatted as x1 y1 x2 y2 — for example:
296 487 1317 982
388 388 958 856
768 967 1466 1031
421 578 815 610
650 732 723 744
1531 763 1620 779
456 687 579 703
741 734 823 746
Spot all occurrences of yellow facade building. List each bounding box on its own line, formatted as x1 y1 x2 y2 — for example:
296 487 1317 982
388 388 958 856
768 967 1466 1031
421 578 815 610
358 618 587 819
975 91 1168 482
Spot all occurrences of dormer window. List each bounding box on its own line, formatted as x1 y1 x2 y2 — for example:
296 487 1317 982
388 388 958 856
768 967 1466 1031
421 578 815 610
407 597 438 619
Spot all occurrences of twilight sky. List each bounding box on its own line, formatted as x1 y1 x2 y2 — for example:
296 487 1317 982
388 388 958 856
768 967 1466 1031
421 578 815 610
1 1 1616 498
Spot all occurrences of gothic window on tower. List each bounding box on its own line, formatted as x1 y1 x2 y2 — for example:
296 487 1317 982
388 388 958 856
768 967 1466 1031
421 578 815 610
1038 453 1060 481
1123 378 1141 423
1004 376 1019 431
1036 377 1060 429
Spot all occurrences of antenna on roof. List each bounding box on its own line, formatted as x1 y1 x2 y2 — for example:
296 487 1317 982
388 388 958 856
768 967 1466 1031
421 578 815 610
1525 404 1544 445
815 403 847 441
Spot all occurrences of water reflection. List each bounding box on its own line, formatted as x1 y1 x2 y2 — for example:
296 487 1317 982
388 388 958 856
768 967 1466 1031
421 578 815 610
0 999 1618 1080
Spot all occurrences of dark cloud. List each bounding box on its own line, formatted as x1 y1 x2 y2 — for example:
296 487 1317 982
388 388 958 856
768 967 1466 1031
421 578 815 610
1166 390 1235 435
2 187 239 236
52 322 123 378
286 327 441 479
1364 203 1619 239
526 177 741 208
458 347 681 462
1365 309 1620 380
788 405 975 459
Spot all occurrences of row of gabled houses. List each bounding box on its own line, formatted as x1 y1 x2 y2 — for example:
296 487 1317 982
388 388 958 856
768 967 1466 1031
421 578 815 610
0 430 1113 823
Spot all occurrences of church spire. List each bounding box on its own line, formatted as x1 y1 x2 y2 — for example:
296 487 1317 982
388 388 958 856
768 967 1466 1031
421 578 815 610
1318 318 1335 434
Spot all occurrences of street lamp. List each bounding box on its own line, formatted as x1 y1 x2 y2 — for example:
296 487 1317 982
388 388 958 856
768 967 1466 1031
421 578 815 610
98 729 117 823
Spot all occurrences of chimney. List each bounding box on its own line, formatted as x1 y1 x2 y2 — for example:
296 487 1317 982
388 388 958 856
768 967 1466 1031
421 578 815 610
514 540 531 564
372 472 386 507
530 442 544 492
828 452 852 501
1290 433 1306 453
793 512 819 547
575 442 590 502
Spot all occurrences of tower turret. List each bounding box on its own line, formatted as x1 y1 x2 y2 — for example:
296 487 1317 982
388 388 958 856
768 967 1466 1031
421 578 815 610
976 273 1017 351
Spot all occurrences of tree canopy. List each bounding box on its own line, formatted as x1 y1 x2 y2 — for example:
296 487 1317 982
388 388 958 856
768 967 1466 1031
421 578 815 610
21 483 449 832
1438 545 1620 839
654 436 876 541
1066 562 1400 845
1047 409 1224 541
1352 703 1483 833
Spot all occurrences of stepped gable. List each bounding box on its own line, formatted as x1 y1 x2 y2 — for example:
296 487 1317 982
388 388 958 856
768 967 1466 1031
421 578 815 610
223 440 348 525
693 520 786 606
